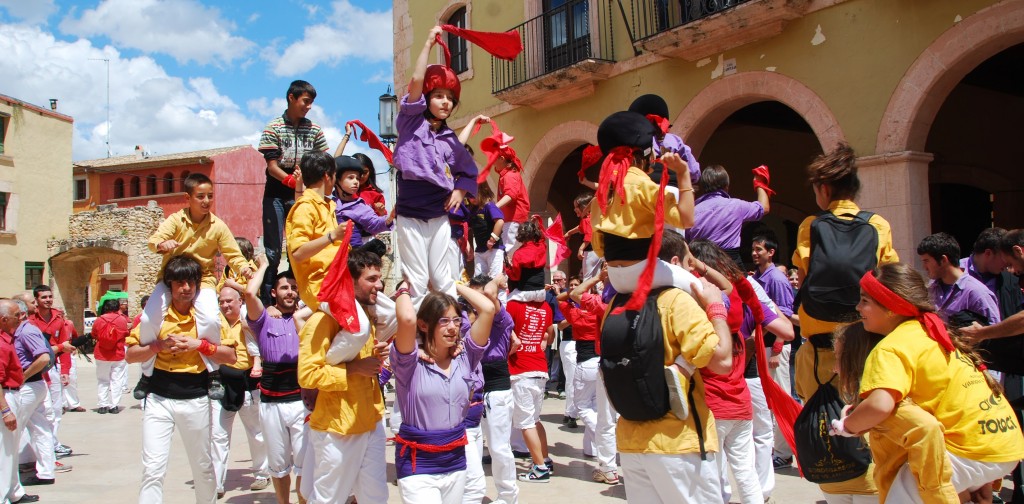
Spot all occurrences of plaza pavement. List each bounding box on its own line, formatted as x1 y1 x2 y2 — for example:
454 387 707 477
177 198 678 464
29 357 838 503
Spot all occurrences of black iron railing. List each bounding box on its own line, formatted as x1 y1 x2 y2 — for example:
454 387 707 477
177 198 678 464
628 0 753 41
492 0 616 94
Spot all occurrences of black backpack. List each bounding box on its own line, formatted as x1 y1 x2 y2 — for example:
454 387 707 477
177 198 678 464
800 211 879 322
793 345 872 483
600 286 675 421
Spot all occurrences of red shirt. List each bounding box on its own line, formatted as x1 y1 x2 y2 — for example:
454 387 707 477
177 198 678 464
506 300 552 375
700 346 752 421
0 331 24 389
498 170 530 222
580 214 593 242
92 313 129 361
505 240 546 282
561 296 601 343
358 187 386 216
580 293 607 355
132 313 142 330
28 310 72 375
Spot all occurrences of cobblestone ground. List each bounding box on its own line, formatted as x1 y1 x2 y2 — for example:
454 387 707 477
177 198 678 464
25 358 1017 503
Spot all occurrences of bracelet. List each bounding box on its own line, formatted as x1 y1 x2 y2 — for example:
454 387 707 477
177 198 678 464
0 408 10 416
679 187 694 193
343 133 351 138
394 287 411 298
327 232 335 243
705 302 728 321
490 233 500 241
197 340 217 357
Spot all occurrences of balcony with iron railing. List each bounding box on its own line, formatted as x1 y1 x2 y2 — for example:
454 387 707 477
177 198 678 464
625 0 809 61
491 0 617 109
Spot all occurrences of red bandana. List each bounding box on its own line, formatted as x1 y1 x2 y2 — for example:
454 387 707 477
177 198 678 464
578 145 603 181
859 271 956 354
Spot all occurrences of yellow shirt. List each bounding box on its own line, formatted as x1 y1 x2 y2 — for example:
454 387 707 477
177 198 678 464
220 314 252 371
126 305 235 374
218 259 258 292
610 289 720 455
286 189 338 312
148 209 249 291
590 167 684 258
298 311 384 436
791 200 899 337
860 320 1024 463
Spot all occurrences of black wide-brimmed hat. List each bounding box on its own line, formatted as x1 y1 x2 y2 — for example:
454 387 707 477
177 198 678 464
597 111 657 154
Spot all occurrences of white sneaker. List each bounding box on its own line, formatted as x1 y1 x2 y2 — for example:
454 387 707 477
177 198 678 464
250 476 270 491
592 469 619 485
664 366 689 420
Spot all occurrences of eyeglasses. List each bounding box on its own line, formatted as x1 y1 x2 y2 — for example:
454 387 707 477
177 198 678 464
437 317 463 328
553 277 566 282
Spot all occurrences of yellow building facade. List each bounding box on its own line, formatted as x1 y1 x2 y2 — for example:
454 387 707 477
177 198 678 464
394 0 1024 273
0 94 73 298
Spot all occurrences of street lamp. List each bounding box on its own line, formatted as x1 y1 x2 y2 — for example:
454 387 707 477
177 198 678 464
378 86 398 148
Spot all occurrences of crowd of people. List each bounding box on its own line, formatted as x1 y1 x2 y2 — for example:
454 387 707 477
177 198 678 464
0 23 1022 504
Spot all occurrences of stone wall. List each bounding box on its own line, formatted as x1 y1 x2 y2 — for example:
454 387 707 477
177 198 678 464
48 202 164 333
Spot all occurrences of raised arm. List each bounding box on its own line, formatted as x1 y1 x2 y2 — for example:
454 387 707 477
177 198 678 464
333 123 353 157
459 115 490 145
661 152 695 228
569 274 602 304
457 280 498 348
394 287 418 355
408 25 445 103
244 254 269 320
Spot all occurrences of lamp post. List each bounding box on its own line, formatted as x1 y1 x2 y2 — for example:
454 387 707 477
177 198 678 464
378 87 400 290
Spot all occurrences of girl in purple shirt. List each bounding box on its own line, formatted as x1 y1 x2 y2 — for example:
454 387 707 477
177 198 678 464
391 278 500 503
331 155 393 247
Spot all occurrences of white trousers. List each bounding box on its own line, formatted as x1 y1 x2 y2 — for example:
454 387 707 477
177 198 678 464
139 283 220 374
621 452 721 503
746 377 776 498
309 422 388 504
559 340 578 418
17 380 54 479
398 469 467 504
595 372 619 472
63 357 81 409
212 391 269 493
96 359 128 409
581 251 601 281
886 453 1018 503
396 216 456 307
501 221 521 255
139 394 215 504
824 494 879 504
770 344 793 459
2 389 23 503
462 426 485 504
474 248 507 304
300 422 315 500
446 238 464 285
573 357 599 458
481 389 518 504
716 419 763 504
607 259 702 296
259 400 306 478
46 366 63 446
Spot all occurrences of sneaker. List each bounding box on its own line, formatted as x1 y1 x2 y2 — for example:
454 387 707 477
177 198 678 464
54 461 72 473
217 490 225 499
66 406 85 413
208 373 225 401
21 476 53 486
250 476 271 491
517 465 550 483
561 415 571 425
108 406 120 414
557 391 566 400
593 469 620 485
133 375 151 400
772 455 793 470
566 417 578 429
664 366 689 421
12 494 40 503
544 457 554 475
97 406 108 414
54 444 72 458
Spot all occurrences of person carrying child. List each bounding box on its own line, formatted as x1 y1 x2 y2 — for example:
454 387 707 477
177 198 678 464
135 173 252 401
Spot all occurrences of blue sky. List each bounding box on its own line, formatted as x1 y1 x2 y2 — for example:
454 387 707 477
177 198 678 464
0 0 395 168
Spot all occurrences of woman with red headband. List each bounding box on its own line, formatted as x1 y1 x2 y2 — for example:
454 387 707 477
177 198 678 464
834 262 1024 503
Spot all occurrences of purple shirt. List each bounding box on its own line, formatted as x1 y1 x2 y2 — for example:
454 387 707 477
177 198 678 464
246 310 299 364
481 308 514 364
393 94 478 220
391 332 487 432
960 255 999 293
753 264 795 318
470 202 505 253
13 321 49 371
690 190 765 250
331 194 391 247
929 273 1001 326
449 203 470 240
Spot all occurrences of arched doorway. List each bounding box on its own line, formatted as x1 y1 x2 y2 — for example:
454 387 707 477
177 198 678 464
697 101 823 269
926 42 1024 251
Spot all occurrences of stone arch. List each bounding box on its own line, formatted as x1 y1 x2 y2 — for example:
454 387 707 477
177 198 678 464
47 204 164 333
524 120 599 209
672 71 846 158
876 0 1024 153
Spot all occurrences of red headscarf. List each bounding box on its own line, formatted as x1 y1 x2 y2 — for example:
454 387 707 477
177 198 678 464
345 120 393 164
578 145 603 181
859 270 957 354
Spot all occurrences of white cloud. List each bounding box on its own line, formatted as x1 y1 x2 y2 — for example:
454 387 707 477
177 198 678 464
365 69 393 85
265 0 392 77
0 0 57 24
0 23 265 161
59 0 255 66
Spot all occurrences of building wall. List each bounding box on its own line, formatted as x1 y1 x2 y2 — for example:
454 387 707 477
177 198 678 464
0 96 73 297
98 162 209 217
210 148 267 243
396 0 1019 264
